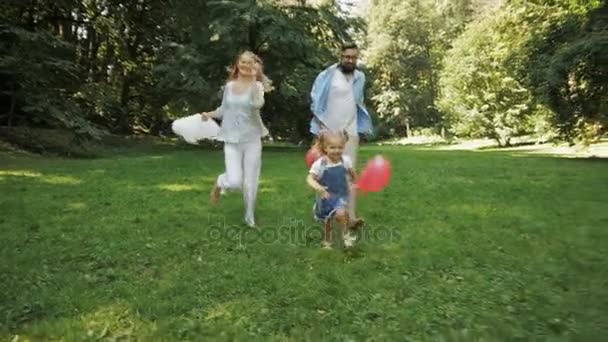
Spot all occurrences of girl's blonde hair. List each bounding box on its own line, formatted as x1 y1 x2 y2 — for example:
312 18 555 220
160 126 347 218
316 130 349 155
227 50 273 92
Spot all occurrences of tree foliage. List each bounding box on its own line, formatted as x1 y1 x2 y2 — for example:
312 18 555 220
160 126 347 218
366 0 473 138
438 4 537 146
1 0 606 146
523 1 607 143
438 0 605 145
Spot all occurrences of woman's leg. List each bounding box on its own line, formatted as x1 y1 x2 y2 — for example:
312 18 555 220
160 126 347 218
242 139 262 226
212 143 244 204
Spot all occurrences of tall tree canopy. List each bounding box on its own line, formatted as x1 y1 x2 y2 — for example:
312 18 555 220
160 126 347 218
1 0 606 145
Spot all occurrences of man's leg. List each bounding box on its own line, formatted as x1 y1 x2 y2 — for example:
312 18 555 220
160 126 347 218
344 134 359 222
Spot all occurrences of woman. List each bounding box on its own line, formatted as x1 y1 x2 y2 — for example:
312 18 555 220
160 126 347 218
201 51 271 228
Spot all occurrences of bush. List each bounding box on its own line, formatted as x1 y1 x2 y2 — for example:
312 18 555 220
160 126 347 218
0 127 100 158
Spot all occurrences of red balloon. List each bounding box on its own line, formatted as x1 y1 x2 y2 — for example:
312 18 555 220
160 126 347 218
305 146 322 167
356 155 391 193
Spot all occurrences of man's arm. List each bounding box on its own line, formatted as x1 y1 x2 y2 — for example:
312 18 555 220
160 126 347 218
310 70 325 115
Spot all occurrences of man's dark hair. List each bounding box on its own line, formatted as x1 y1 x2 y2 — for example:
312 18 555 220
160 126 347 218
341 42 358 51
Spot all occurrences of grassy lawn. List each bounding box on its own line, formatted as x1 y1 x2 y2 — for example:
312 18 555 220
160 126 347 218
1 142 607 340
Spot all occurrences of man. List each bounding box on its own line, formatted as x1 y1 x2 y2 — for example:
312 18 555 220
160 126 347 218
310 42 373 228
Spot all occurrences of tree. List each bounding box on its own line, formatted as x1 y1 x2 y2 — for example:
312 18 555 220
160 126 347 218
438 6 534 146
0 25 103 138
523 1 607 143
438 0 605 145
365 0 473 138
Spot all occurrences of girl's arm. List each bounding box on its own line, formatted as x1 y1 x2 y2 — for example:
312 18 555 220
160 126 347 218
307 173 330 199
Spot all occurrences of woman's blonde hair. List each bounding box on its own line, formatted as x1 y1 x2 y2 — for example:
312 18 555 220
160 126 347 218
227 50 273 92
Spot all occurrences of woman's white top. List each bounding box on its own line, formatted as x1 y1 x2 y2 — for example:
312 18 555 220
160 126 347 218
214 81 269 143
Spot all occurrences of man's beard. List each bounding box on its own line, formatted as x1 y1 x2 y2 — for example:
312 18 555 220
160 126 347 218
339 63 355 74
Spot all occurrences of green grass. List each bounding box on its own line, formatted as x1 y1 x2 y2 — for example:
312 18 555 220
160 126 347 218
1 142 607 340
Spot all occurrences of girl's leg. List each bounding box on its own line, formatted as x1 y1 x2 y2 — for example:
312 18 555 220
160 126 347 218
213 143 244 204
242 139 262 227
322 220 332 248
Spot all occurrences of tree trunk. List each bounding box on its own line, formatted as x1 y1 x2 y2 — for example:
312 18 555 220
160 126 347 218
52 5 61 36
88 28 100 80
102 39 114 82
27 1 36 29
78 26 89 67
248 0 257 51
8 87 17 127
118 73 132 133
426 45 436 107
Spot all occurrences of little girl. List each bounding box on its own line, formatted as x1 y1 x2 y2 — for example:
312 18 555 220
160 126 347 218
307 131 363 249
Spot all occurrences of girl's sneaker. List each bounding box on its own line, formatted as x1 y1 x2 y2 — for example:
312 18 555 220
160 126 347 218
343 232 356 248
349 218 365 231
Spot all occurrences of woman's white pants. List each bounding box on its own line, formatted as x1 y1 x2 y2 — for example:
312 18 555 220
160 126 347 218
216 140 262 226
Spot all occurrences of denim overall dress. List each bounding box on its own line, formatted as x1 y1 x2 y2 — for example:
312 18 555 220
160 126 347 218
314 158 349 221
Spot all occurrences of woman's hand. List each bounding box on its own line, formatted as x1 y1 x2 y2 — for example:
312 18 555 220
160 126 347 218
251 63 260 78
201 111 217 121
